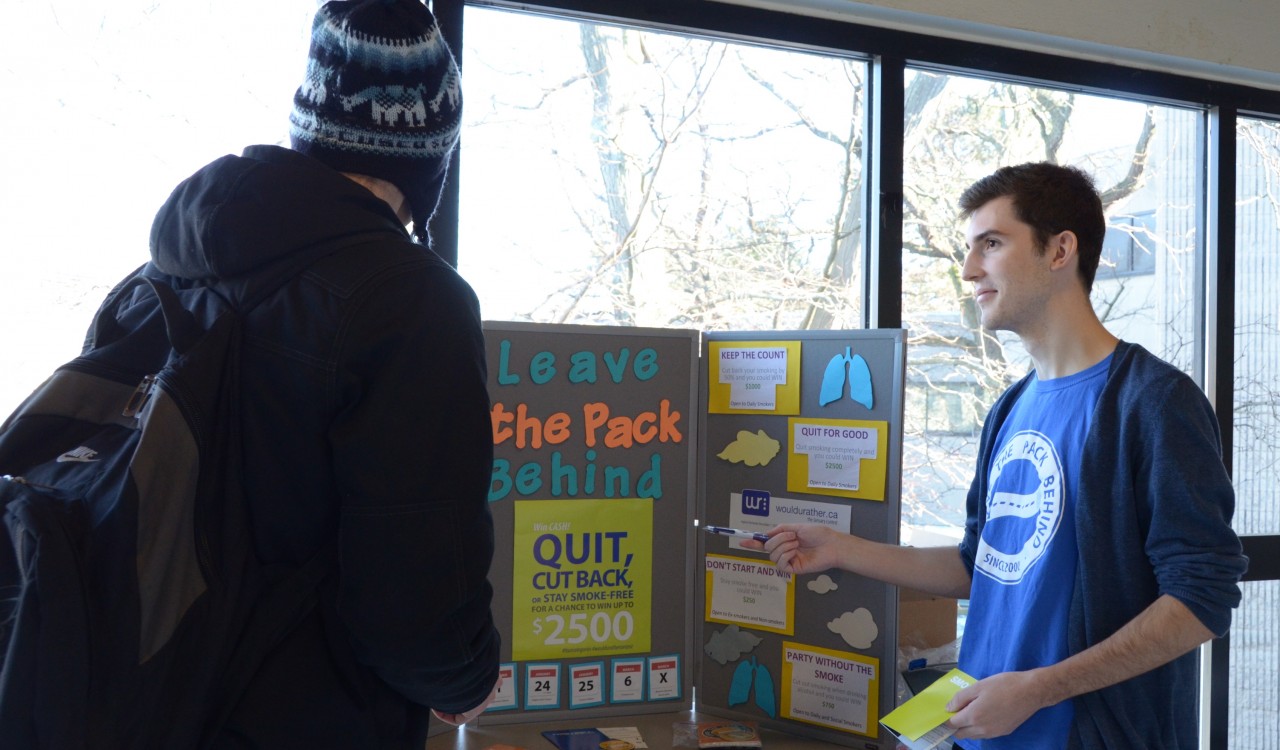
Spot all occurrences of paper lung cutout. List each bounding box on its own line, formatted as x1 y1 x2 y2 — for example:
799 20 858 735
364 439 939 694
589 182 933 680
819 346 873 410
726 656 777 718
819 351 849 405
753 660 777 718
728 658 754 706
716 429 781 467
847 353 873 409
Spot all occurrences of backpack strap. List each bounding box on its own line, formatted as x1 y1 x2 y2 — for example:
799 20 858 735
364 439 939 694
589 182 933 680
93 275 203 354
194 230 391 747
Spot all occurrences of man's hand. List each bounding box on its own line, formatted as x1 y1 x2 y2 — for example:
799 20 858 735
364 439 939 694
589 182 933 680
740 524 972 600
945 670 1050 741
431 674 504 726
739 523 846 575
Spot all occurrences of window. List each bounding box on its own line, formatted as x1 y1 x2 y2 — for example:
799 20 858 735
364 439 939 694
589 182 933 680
1100 210 1157 277
0 1 312 416
458 7 866 330
1233 115 1280 537
1229 115 1280 748
898 69 1204 535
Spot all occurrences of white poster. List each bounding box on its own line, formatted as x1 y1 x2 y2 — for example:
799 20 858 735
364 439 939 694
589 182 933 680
719 347 789 410
704 554 794 634
781 642 879 735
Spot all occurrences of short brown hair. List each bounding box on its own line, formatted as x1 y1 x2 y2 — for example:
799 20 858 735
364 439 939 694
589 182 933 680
959 163 1106 293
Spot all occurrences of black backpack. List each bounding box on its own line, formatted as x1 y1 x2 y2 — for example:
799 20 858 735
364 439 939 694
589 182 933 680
0 268 329 748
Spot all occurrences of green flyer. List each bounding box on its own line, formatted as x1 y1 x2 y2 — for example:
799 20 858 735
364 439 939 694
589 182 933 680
880 667 975 749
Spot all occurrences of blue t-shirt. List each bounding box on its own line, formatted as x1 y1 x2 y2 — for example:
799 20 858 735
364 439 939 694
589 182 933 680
956 354 1111 750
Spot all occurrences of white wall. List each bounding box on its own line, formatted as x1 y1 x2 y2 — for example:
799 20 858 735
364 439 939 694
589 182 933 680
725 0 1280 91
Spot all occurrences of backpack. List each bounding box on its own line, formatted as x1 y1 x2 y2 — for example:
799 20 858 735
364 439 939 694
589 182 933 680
0 268 329 748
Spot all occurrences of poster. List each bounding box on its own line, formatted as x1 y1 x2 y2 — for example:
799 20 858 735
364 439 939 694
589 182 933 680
704 554 795 634
725 491 850 551
513 498 654 661
707 341 803 415
786 417 890 500
480 325 903 743
780 641 879 736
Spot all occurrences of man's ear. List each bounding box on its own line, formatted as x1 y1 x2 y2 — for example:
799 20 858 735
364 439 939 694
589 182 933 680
1048 230 1078 271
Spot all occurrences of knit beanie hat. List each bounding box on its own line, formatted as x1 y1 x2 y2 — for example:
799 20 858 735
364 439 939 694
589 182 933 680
289 0 461 243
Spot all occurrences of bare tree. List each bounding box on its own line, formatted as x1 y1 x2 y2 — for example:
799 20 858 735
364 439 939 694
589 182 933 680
530 30 863 330
483 24 1168 523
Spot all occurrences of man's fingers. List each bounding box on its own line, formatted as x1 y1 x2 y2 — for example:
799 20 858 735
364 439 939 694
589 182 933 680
945 684 977 712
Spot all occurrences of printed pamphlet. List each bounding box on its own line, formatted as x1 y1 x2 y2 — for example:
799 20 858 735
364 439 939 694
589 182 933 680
879 667 976 750
694 721 762 748
541 727 645 750
541 728 611 750
599 727 647 748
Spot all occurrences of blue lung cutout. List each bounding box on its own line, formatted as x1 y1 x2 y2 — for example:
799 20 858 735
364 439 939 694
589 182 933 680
847 353 874 410
728 657 754 706
818 347 874 410
819 348 849 406
726 656 776 718
753 661 777 718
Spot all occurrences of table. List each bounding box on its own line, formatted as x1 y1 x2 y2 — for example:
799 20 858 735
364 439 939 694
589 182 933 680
427 710 874 750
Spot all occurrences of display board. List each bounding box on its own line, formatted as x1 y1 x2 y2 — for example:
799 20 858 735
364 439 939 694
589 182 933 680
695 330 906 749
480 322 700 724
476 324 905 746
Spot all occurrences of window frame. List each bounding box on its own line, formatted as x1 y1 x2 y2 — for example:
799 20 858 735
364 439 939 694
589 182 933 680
435 2 1280 746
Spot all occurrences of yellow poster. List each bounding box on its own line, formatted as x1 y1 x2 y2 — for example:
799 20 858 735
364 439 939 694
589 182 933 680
786 417 889 501
707 341 802 415
513 499 653 661
704 554 795 635
780 641 880 737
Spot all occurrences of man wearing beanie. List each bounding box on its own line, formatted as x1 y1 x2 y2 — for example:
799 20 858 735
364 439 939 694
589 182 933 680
139 0 500 746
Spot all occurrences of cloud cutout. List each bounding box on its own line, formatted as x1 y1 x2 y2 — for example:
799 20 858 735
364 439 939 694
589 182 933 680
716 429 781 467
807 574 839 594
827 608 878 650
704 624 764 665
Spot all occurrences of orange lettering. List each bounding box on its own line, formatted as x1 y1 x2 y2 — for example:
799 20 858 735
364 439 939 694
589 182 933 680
491 402 514 445
582 403 608 447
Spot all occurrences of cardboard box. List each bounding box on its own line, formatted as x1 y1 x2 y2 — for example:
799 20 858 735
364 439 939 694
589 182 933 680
898 587 958 650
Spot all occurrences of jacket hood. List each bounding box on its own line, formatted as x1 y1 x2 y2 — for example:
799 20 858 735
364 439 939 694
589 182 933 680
149 145 408 282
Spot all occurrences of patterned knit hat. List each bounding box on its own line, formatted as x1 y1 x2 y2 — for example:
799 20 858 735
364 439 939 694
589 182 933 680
290 0 461 243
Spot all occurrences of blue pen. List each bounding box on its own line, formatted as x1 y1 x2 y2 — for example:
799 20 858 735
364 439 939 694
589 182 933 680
702 525 771 543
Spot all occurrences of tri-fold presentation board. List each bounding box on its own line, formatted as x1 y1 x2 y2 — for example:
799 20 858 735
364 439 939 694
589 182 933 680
479 322 905 749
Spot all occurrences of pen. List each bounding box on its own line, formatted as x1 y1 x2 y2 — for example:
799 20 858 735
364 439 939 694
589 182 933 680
702 525 771 543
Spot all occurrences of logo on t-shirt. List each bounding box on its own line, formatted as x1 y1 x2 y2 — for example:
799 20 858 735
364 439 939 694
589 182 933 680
975 429 1064 585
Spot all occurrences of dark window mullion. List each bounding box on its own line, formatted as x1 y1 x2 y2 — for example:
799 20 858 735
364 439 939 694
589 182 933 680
867 56 905 330
430 0 465 267
1206 102 1237 750
1207 104 1237 457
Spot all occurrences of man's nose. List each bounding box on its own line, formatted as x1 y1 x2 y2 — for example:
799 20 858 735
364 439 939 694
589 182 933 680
961 246 981 282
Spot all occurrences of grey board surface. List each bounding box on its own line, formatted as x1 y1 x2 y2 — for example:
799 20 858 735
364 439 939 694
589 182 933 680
697 330 905 749
481 322 699 724
476 323 905 747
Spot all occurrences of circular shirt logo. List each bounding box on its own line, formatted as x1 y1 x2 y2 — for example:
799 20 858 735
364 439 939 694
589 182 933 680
975 430 1064 584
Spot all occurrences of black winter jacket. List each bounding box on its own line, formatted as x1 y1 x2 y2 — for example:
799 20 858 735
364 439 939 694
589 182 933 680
145 145 499 748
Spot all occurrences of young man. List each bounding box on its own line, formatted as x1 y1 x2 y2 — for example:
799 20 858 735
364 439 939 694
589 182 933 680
125 1 500 746
746 163 1246 748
